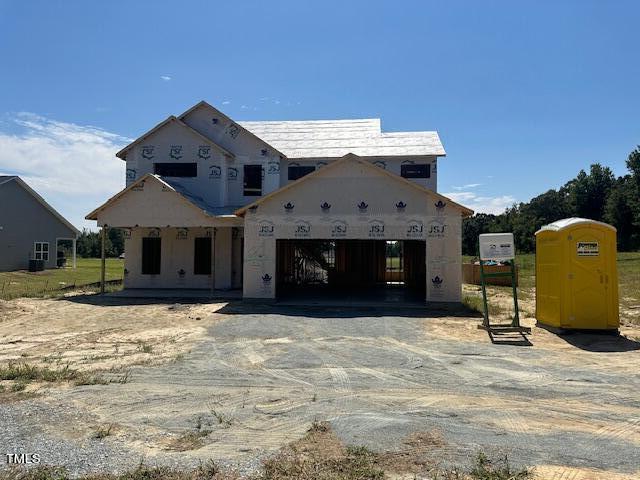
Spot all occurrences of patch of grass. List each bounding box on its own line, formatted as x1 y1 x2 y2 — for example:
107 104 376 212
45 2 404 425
462 294 505 316
0 463 236 480
74 374 110 386
468 452 532 480
0 362 81 383
259 423 384 480
0 258 124 300
75 370 130 386
165 430 211 452
138 343 153 354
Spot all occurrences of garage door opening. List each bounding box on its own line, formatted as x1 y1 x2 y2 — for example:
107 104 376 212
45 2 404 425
276 239 425 303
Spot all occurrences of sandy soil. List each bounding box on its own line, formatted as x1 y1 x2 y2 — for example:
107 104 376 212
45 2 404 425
0 296 224 375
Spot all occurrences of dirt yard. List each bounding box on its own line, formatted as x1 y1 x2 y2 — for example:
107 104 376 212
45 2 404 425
1 295 639 479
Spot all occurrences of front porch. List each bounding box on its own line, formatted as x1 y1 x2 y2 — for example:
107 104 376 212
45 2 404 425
85 174 244 293
119 226 243 290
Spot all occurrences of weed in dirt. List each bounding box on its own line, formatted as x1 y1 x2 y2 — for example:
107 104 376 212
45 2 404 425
92 424 114 440
210 408 232 428
11 381 27 392
308 420 329 433
467 452 531 480
110 370 131 384
137 342 153 354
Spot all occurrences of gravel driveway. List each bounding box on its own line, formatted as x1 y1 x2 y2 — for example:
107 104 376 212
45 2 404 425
1 301 639 479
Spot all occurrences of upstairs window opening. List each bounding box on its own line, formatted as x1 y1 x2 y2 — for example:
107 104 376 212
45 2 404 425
154 163 198 177
401 164 430 179
288 165 315 181
243 165 263 196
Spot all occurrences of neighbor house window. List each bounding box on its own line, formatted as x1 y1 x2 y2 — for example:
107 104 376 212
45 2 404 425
288 165 315 181
142 237 161 275
34 242 49 261
154 163 197 177
194 237 212 275
243 165 262 196
401 164 430 179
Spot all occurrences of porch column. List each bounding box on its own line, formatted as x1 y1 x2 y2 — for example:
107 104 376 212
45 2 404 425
100 226 107 294
210 228 216 294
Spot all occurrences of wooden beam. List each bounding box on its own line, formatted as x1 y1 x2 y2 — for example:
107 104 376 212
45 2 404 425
100 226 107 294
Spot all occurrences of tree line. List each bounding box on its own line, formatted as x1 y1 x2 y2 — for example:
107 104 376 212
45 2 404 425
76 228 124 258
463 147 640 255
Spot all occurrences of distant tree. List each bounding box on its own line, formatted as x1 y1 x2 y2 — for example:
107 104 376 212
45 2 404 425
566 164 615 221
604 176 636 250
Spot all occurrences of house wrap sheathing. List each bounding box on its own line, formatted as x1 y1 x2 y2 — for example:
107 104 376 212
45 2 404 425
87 101 472 303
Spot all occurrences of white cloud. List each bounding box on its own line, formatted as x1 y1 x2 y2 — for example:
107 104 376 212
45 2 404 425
0 113 129 230
452 183 482 190
443 191 516 215
240 105 249 110
222 100 231 105
160 75 172 81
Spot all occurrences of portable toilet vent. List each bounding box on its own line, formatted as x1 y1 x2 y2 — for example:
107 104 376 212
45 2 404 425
535 218 619 331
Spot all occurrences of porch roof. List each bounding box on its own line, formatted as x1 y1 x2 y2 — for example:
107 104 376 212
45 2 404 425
86 174 242 227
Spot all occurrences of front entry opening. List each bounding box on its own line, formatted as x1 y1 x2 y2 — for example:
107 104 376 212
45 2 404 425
276 239 425 303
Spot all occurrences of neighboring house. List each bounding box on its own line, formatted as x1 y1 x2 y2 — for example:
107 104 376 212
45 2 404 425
0 176 79 271
87 101 472 302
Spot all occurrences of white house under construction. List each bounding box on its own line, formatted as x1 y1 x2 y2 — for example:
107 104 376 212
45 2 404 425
87 101 472 302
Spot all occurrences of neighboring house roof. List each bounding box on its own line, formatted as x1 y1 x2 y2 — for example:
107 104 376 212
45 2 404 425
0 176 79 235
85 174 238 221
235 153 472 217
115 116 235 160
178 100 287 159
238 118 446 159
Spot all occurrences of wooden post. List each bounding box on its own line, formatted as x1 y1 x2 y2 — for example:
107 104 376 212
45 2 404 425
100 226 107 294
72 238 77 269
210 228 216 296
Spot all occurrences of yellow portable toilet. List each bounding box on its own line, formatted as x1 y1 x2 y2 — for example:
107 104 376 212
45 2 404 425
535 218 619 331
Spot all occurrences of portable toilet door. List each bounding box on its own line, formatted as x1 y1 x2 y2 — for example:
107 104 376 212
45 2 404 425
536 218 619 330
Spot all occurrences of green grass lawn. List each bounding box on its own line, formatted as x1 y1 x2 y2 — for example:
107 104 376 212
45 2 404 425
463 252 640 323
0 258 124 300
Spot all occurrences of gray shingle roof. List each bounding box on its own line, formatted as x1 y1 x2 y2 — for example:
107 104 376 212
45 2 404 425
238 118 445 159
159 177 240 216
0 175 18 186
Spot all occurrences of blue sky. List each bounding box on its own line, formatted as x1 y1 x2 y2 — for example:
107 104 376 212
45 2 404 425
1 0 639 230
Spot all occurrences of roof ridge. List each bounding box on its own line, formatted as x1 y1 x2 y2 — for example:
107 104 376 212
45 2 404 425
239 118 380 124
